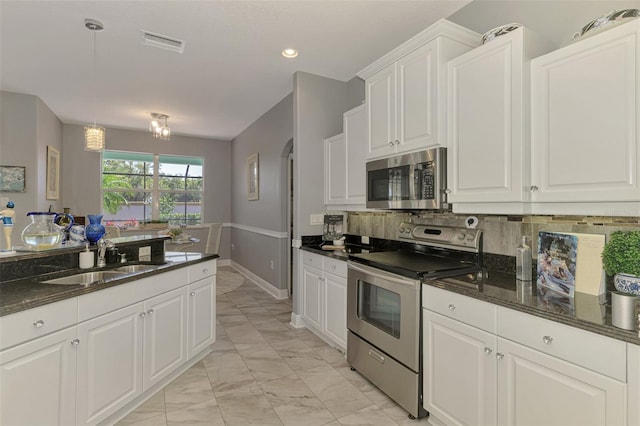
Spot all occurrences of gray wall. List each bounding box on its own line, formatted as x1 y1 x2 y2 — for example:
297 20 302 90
346 76 365 110
62 124 232 259
230 93 293 289
447 0 640 47
0 91 63 242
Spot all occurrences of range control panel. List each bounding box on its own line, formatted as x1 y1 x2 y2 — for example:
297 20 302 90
397 223 482 251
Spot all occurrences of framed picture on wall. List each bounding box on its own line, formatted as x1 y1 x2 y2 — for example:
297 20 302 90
247 153 259 200
46 146 60 200
0 166 26 192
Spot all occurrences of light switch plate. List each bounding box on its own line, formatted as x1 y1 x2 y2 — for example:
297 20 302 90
310 214 324 225
361 236 370 244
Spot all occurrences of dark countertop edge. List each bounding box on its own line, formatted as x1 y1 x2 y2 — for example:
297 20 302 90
300 246 640 346
0 252 218 317
0 235 170 263
425 280 640 346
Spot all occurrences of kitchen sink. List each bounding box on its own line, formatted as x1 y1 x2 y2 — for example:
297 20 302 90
112 264 159 274
41 271 128 286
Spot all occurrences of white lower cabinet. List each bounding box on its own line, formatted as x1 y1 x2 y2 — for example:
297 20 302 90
301 251 347 350
0 326 78 426
0 259 217 426
423 285 632 426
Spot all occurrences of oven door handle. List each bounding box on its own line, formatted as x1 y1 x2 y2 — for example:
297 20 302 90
347 262 419 287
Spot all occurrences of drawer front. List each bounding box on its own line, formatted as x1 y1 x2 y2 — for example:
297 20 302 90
497 306 627 381
422 285 497 333
188 260 216 283
302 252 322 268
323 257 347 278
0 298 78 350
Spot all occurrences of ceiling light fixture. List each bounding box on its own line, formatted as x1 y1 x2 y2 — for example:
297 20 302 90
150 113 171 141
281 48 298 59
84 18 105 152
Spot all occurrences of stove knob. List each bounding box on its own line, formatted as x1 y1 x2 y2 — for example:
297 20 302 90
457 233 465 240
466 234 475 241
399 225 405 234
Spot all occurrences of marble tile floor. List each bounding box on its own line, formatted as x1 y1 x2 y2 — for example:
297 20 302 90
118 266 428 426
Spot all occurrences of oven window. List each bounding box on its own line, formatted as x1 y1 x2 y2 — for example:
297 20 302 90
357 280 401 338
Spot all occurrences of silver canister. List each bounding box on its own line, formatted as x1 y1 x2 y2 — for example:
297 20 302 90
611 291 638 331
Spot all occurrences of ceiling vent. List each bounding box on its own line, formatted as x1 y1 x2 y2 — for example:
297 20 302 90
141 30 185 53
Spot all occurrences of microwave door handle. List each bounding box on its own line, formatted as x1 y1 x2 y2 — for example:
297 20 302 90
348 263 418 287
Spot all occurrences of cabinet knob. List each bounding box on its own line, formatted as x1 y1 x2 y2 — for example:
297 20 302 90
444 189 452 194
190 292 196 296
203 269 209 273
530 185 539 192
484 347 493 355
448 304 456 311
388 141 394 146
70 339 80 346
331 265 336 270
496 352 504 360
33 319 45 328
394 140 400 145
140 312 146 317
542 335 553 345
147 309 154 315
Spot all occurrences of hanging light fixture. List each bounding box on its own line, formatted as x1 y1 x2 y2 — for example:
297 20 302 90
150 113 171 141
84 18 105 152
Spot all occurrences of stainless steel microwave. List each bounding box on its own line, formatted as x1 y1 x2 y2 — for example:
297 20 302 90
366 148 447 210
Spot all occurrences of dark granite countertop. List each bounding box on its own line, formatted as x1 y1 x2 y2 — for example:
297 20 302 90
300 244 639 346
0 251 218 317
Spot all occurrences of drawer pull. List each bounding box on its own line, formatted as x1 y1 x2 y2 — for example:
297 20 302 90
33 319 45 328
496 352 504 360
448 304 456 311
190 292 196 296
147 309 154 315
331 265 336 270
70 339 80 346
368 348 385 364
542 335 553 345
203 268 209 273
484 347 493 355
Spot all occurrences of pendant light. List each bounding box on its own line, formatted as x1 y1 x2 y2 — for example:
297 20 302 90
150 113 171 141
84 18 105 152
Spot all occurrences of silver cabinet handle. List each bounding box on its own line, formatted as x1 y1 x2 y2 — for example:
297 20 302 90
496 352 504 360
530 185 539 192
542 335 553 345
388 141 394 146
448 304 456 311
368 348 385 364
444 189 452 194
139 312 146 317
33 319 45 328
484 347 493 355
394 140 400 145
147 309 154 315
70 339 80 346
190 292 196 296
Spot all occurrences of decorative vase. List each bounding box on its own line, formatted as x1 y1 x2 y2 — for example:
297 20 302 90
85 214 106 244
614 273 640 296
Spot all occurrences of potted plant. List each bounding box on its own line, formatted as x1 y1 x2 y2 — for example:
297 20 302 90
601 230 640 295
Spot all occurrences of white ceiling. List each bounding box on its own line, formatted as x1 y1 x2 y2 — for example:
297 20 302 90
0 0 471 141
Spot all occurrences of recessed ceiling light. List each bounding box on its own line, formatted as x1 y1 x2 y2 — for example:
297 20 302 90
282 48 298 59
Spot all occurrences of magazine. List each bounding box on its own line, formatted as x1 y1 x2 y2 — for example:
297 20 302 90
537 231 577 297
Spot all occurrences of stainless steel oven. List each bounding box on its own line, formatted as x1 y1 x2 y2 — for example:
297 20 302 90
347 223 483 420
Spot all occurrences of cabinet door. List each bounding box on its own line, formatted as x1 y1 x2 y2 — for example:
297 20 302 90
143 288 188 390
77 303 144 425
324 133 347 205
302 265 323 330
366 63 397 159
344 104 367 203
423 310 497 426
497 337 625 426
323 272 347 350
0 327 77 426
397 41 440 152
188 276 216 358
448 30 525 203
531 22 639 202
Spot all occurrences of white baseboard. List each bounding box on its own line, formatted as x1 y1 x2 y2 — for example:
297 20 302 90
290 313 305 328
230 261 289 300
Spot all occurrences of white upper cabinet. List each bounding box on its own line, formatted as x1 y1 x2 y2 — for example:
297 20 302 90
448 27 554 212
324 104 366 208
530 20 640 212
359 19 480 160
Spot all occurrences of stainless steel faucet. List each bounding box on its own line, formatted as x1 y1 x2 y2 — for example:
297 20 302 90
97 238 114 267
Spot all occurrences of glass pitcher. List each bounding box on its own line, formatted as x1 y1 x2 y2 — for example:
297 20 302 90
21 212 64 250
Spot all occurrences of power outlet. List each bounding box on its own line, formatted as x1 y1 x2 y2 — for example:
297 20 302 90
138 246 151 259
310 214 324 225
361 236 370 244
270 260 274 270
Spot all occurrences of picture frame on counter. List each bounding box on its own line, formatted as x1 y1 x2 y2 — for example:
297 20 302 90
0 165 26 192
247 152 259 200
46 146 60 200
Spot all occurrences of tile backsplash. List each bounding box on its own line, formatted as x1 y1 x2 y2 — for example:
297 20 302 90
346 211 640 258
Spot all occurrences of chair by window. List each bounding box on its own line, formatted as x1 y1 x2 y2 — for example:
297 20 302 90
205 223 222 255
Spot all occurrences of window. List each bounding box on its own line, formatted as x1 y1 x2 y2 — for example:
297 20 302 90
102 151 203 226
